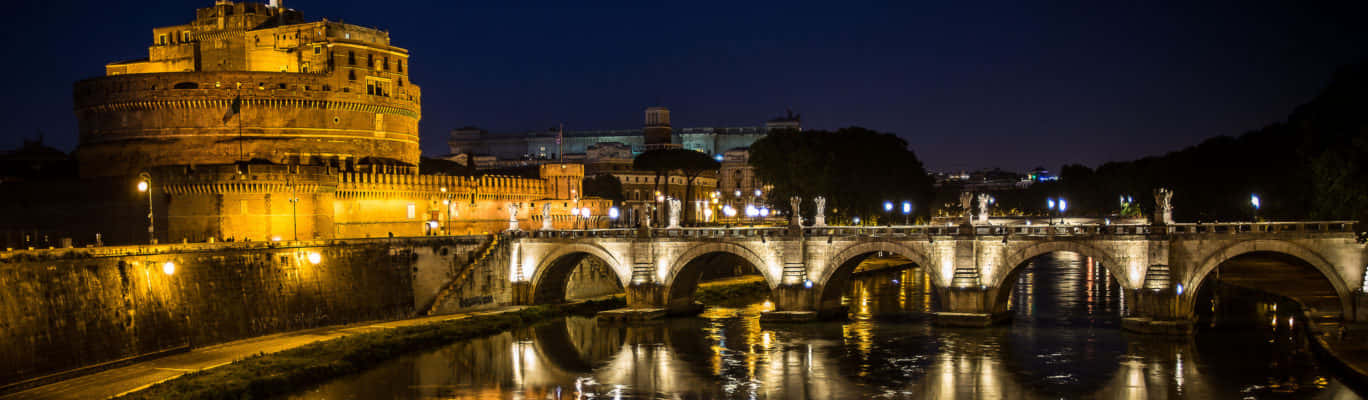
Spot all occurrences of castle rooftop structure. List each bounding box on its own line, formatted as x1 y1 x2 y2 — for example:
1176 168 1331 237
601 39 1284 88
75 0 421 178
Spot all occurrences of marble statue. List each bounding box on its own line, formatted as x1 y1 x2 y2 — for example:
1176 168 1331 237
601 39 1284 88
1154 188 1174 225
813 196 827 227
790 196 802 227
959 192 974 224
667 198 682 229
541 203 552 230
506 202 520 231
976 193 993 224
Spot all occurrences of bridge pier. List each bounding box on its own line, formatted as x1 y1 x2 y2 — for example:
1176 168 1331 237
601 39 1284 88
760 284 818 322
933 287 1012 327
1121 288 1195 335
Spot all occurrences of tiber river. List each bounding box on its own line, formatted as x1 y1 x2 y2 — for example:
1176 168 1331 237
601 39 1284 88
285 253 1364 399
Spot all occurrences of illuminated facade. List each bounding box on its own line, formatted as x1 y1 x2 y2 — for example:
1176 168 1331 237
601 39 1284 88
0 1 607 246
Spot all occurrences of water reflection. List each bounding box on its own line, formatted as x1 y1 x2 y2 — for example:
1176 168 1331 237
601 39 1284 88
285 253 1362 399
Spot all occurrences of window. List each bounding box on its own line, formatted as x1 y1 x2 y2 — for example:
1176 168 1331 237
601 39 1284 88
366 83 374 95
397 60 403 73
347 51 355 65
383 56 389 70
367 54 374 68
348 70 356 81
158 34 167 46
313 46 321 55
397 78 403 87
406 203 416 219
181 31 190 43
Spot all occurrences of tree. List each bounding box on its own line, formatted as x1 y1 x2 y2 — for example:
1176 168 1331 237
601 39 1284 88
749 127 934 224
633 149 675 222
673 150 720 225
583 174 624 203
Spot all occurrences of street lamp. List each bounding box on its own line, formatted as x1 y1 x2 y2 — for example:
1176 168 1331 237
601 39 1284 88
137 172 154 244
883 201 893 227
1046 198 1056 225
901 201 912 225
1250 194 1261 222
570 206 581 229
581 207 592 229
609 206 620 228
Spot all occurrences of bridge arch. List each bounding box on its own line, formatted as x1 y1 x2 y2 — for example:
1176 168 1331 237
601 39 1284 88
998 241 1130 289
1184 239 1353 320
990 240 1132 315
528 243 629 305
662 242 775 310
816 241 935 313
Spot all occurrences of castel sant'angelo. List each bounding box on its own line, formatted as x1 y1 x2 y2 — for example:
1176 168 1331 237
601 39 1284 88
3 1 604 246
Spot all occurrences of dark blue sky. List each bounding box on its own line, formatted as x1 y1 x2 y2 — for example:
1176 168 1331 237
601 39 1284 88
3 1 1363 171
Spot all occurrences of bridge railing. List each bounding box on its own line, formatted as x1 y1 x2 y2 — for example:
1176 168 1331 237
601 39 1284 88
519 220 1358 240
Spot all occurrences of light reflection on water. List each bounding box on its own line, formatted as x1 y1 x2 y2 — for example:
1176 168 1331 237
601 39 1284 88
284 253 1363 399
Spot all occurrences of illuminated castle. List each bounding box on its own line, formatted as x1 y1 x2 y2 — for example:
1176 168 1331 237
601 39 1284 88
1 1 604 247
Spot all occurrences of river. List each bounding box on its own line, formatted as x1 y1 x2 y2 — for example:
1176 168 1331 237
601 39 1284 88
284 252 1364 399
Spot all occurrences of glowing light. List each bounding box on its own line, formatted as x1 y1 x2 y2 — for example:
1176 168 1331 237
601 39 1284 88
734 190 742 197
571 207 580 216
852 216 861 224
1059 199 1068 213
609 207 620 219
803 279 813 289
1250 194 1261 210
428 221 438 228
136 180 149 192
723 205 737 217
745 205 758 217
307 252 322 265
1175 283 1184 295
439 187 447 193
580 207 591 218
271 236 282 242
1047 198 1055 210
162 261 175 275
754 189 762 197
883 201 893 212
901 201 911 214
759 207 770 217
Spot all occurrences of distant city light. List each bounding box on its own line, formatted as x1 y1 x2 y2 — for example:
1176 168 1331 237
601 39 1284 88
162 261 175 275
759 207 770 217
307 252 322 265
1059 199 1068 213
723 205 737 217
1251 194 1261 210
609 207 620 219
1047 198 1056 210
754 189 762 197
853 217 861 224
714 154 724 162
883 201 893 212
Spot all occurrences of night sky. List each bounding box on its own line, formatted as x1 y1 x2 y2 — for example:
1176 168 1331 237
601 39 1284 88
2 1 1363 172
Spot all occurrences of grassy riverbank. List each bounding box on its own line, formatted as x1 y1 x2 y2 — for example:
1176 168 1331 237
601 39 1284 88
694 276 771 307
116 299 624 400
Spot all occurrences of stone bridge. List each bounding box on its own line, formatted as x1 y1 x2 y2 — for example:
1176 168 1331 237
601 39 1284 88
508 221 1365 331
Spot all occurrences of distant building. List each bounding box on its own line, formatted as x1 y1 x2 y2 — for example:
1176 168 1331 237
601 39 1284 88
447 107 801 168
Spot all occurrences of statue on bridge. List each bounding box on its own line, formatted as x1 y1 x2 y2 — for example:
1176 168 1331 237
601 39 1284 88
1154 188 1174 225
506 202 520 232
960 192 974 225
976 193 994 225
667 198 682 229
813 196 827 227
790 196 802 229
541 203 552 230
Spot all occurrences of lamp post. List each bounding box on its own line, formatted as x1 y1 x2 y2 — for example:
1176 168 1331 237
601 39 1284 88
901 201 912 225
1250 194 1261 223
883 201 893 227
581 207 592 229
570 206 581 229
1046 198 1056 225
137 172 154 244
609 206 620 228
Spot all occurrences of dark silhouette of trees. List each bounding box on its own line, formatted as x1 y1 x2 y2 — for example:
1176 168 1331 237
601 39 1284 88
749 127 934 224
632 148 719 224
583 174 624 202
1006 63 1367 225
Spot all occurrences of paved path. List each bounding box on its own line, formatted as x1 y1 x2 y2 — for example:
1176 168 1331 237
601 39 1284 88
2 307 526 400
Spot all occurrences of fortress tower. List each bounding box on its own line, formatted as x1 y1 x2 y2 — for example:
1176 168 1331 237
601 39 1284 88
73 1 421 178
642 106 676 149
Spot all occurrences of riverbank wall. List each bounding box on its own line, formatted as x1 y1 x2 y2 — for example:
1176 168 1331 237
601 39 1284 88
0 236 501 388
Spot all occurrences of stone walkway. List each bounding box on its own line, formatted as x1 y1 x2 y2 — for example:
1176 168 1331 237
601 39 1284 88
1 307 526 400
